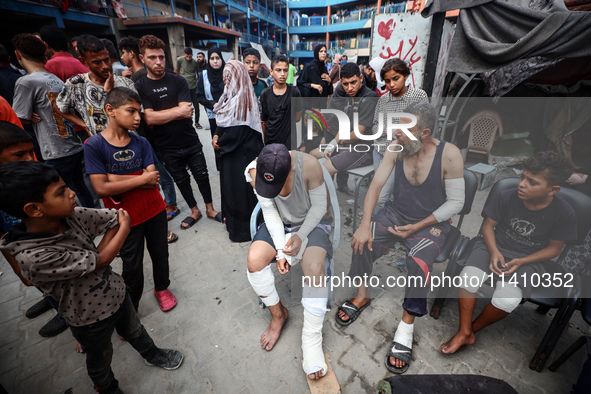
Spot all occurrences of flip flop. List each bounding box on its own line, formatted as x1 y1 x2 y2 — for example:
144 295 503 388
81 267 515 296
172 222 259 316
166 209 181 221
335 299 371 327
180 214 201 229
195 123 203 129
167 232 179 244
385 340 412 374
208 212 224 223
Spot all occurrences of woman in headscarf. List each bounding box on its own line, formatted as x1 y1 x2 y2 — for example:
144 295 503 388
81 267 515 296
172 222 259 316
297 44 333 98
212 60 264 242
197 47 225 170
329 53 342 89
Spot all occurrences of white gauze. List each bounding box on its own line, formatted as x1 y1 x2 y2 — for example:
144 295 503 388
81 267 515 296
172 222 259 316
254 189 287 260
491 282 523 313
393 320 414 349
295 183 327 245
433 178 465 222
459 266 488 293
301 284 328 316
246 265 279 307
301 309 327 376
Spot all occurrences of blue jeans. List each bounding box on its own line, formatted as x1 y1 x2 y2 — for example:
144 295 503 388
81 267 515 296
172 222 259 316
155 161 176 206
69 292 158 394
45 151 95 208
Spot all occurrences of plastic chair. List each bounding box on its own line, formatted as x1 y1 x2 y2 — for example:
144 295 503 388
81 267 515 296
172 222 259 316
428 169 479 318
249 165 341 311
436 177 591 372
458 110 503 165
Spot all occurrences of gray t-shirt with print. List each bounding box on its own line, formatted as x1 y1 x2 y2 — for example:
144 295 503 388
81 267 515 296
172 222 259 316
12 72 83 160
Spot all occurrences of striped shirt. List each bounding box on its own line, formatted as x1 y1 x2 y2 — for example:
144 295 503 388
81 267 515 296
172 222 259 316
372 87 429 154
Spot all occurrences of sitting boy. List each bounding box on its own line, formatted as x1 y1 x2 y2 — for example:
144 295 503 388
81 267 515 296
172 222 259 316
441 151 577 354
0 161 182 394
84 87 177 312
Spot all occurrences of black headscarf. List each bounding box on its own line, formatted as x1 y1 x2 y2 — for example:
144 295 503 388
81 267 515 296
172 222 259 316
313 44 327 74
207 47 225 101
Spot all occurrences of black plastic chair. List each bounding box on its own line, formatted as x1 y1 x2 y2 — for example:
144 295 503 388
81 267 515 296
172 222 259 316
433 177 591 371
548 275 591 372
429 169 479 319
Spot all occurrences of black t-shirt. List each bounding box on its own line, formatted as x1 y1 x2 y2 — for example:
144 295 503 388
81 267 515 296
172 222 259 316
131 68 148 83
260 85 302 149
135 72 201 151
485 188 577 257
326 84 377 144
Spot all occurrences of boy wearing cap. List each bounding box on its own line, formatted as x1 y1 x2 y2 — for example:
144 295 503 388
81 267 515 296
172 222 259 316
245 144 332 381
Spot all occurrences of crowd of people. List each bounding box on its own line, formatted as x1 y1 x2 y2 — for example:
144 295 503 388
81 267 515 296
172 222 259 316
0 30 589 394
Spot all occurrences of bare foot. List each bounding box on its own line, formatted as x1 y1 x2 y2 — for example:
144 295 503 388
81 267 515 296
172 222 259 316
308 370 325 380
389 355 408 369
260 305 288 351
440 331 475 354
337 297 369 323
75 342 85 353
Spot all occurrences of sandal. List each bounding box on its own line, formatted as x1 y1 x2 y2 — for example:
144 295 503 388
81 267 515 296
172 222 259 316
335 299 371 327
167 232 178 244
208 212 224 223
385 340 412 374
166 209 181 221
195 123 203 129
180 214 201 229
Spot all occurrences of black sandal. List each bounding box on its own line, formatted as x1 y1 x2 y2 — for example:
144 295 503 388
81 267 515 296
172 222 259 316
385 340 412 374
335 299 371 327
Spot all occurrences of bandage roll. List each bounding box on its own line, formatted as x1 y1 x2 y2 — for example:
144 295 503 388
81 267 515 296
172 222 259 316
491 283 523 313
301 309 327 376
246 265 280 307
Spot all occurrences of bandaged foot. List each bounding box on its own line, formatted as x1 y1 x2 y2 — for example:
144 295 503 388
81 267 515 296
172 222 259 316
390 321 414 369
302 309 327 379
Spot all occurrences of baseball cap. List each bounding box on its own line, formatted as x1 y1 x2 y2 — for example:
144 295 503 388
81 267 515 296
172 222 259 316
255 144 291 198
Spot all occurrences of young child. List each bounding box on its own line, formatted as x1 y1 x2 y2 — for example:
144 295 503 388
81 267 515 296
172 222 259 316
0 121 72 338
260 55 302 149
11 33 94 208
84 87 178 312
441 151 577 354
0 161 182 394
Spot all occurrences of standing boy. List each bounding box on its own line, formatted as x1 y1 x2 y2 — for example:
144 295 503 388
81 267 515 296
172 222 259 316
119 36 147 82
441 152 577 354
11 33 94 208
84 87 178 312
260 55 302 149
174 47 202 129
0 161 183 394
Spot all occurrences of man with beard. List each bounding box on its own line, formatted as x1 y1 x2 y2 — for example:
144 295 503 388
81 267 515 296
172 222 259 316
335 102 464 374
134 35 220 229
56 35 136 136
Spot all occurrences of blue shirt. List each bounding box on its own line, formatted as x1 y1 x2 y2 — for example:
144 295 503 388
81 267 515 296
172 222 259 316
84 133 157 176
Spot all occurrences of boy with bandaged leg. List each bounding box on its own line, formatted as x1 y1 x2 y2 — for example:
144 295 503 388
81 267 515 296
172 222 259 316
441 151 577 354
245 144 333 380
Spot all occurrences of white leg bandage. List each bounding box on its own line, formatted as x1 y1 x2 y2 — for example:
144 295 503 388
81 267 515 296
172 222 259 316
246 265 280 307
301 284 328 316
393 320 414 349
459 266 488 294
491 283 523 313
301 309 327 376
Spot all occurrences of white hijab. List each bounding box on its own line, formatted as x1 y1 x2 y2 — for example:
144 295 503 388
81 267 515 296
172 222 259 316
213 60 262 134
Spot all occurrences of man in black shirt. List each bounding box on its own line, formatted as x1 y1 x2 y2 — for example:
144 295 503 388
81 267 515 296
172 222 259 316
135 35 220 229
260 55 302 149
322 62 378 192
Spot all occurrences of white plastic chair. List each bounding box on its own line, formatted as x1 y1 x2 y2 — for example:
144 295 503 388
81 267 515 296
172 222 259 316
458 110 503 165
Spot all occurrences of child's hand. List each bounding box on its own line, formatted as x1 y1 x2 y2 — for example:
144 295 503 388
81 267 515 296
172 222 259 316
142 170 160 186
503 258 523 275
489 252 506 276
277 258 290 275
117 209 131 228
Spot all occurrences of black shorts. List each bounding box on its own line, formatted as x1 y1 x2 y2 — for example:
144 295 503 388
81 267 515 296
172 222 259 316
253 218 333 258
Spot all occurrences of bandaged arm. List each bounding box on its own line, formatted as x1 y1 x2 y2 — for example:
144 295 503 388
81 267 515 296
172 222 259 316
253 190 288 260
295 183 327 244
433 178 465 222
